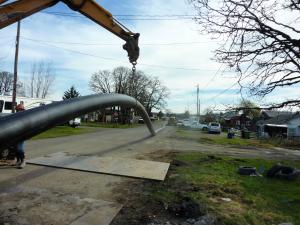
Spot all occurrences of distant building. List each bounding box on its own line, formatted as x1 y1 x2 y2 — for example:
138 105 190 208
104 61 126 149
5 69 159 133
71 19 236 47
222 111 255 130
260 110 293 120
256 111 300 138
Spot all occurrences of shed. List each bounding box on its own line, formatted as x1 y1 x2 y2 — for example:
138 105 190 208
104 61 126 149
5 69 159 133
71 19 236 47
257 113 300 138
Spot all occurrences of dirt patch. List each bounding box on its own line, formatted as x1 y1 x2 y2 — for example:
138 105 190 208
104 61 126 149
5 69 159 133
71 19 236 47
136 150 179 162
110 153 219 225
111 179 217 225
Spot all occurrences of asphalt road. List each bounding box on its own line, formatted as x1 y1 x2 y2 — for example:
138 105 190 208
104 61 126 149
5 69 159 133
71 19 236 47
0 122 170 225
25 122 168 158
1 123 300 225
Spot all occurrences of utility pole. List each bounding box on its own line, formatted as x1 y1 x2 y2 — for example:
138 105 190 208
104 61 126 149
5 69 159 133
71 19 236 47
12 20 20 113
196 84 199 119
199 93 201 122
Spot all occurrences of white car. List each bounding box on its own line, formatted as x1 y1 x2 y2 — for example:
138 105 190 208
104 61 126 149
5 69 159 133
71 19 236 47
208 122 221 134
190 121 208 131
176 120 184 127
182 119 191 127
69 118 81 128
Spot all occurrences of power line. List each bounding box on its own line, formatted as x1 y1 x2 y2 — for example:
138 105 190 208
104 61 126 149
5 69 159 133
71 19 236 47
201 64 223 89
0 39 15 61
19 36 240 102
41 11 197 21
0 36 14 39
21 38 221 72
114 14 196 17
43 12 198 17
208 83 239 102
20 36 216 46
206 75 249 102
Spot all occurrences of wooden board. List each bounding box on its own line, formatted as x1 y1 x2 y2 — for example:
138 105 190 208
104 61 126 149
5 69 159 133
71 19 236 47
28 152 170 181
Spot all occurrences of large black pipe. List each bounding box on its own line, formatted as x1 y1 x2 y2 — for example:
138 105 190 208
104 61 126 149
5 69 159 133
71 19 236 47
0 94 155 151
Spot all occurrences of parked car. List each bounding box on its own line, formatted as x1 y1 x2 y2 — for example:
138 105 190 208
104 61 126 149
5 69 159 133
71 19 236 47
69 118 81 128
167 117 177 126
208 122 221 134
190 121 208 131
176 120 184 127
182 119 191 127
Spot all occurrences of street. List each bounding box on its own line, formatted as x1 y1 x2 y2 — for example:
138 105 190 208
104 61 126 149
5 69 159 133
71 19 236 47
1 124 300 225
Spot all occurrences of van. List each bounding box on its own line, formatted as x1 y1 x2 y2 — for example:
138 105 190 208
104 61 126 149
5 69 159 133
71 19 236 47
208 122 221 134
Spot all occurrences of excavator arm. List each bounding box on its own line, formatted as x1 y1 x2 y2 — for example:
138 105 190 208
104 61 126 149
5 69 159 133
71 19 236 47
0 0 139 64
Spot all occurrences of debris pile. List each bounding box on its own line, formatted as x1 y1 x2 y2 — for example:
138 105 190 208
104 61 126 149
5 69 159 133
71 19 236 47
267 164 300 180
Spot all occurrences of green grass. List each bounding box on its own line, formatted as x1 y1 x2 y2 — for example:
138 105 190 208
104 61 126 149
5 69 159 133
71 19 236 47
150 152 300 225
31 126 97 140
81 122 137 129
264 138 300 150
199 135 273 148
175 129 274 148
175 128 300 149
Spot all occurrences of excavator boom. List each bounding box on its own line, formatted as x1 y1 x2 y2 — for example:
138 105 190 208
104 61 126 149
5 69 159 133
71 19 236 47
0 0 139 64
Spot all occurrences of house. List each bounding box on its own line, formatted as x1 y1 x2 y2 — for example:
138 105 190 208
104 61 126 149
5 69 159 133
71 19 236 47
256 111 300 138
222 111 255 130
260 110 293 120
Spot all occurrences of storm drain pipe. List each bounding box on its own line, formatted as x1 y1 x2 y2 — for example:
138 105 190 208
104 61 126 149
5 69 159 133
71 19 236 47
0 93 155 151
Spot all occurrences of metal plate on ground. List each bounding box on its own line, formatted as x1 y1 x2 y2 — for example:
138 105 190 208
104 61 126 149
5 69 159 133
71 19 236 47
0 186 122 225
28 152 170 181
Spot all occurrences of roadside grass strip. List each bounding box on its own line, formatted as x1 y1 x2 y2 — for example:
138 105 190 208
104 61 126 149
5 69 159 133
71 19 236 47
175 128 300 149
32 126 97 140
151 152 300 224
81 122 137 129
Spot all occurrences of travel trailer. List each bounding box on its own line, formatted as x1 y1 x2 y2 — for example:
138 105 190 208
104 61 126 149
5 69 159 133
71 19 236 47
0 95 81 127
0 95 53 115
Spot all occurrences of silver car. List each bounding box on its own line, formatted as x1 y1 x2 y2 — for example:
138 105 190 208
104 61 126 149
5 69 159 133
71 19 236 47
208 122 221 134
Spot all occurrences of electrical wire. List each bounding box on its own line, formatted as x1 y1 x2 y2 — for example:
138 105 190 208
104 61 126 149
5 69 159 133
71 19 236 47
41 11 197 21
206 74 250 103
21 38 221 72
208 82 239 102
201 64 223 89
20 36 215 46
21 37 239 101
0 38 14 62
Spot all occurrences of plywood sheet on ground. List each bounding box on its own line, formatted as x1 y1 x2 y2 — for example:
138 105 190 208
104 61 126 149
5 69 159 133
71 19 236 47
0 186 122 225
28 152 170 181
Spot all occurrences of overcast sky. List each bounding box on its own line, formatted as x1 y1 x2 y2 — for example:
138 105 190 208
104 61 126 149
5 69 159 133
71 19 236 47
0 0 298 113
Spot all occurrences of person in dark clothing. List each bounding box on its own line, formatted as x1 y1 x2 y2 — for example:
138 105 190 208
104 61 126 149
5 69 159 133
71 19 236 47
15 101 26 168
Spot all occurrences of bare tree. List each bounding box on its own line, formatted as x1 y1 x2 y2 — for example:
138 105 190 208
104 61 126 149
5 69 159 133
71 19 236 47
89 66 169 114
189 0 300 107
112 66 131 94
26 62 55 98
202 107 215 123
144 77 169 114
0 71 13 95
89 70 113 93
0 71 24 96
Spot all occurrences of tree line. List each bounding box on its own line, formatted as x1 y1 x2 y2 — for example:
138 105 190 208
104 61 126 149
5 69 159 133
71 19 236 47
0 61 55 99
89 66 169 114
1 63 169 118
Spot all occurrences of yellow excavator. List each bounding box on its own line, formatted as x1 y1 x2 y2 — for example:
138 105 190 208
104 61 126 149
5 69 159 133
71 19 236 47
0 0 140 65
